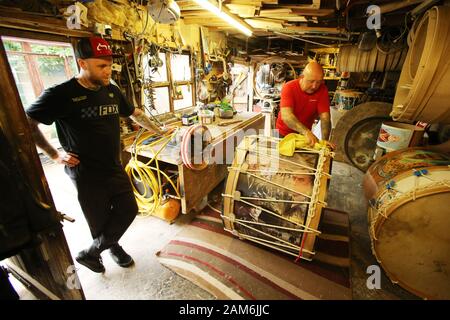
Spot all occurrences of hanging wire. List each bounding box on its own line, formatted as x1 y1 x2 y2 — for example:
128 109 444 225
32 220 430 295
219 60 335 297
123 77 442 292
376 13 410 55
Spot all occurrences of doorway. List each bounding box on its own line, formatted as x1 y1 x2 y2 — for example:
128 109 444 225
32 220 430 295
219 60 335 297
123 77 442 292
0 35 89 299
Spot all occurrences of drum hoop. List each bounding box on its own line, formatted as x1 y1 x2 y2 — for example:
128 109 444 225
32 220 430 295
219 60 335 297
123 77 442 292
370 174 450 239
222 136 255 231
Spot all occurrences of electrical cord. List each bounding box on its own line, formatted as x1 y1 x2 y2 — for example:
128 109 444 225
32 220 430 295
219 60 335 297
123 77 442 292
125 127 181 216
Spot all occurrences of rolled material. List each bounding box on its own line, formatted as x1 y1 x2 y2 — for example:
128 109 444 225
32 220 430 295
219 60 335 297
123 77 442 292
391 6 450 124
181 124 212 171
337 45 407 73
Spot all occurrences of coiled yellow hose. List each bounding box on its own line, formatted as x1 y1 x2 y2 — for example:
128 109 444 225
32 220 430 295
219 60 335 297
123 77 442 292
125 128 181 216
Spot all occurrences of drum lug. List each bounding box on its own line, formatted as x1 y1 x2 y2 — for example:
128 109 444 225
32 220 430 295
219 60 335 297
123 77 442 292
233 191 241 201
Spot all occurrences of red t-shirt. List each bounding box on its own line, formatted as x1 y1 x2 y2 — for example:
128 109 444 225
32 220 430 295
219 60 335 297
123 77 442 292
276 77 330 137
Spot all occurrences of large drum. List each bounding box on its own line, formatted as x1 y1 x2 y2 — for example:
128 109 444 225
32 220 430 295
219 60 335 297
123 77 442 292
222 135 333 261
334 90 363 111
363 148 450 299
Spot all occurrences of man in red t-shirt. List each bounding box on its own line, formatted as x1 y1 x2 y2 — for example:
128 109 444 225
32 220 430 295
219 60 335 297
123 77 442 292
276 61 332 147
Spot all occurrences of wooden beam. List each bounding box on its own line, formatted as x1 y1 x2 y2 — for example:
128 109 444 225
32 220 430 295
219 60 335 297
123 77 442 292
226 4 256 17
291 8 335 16
269 16 308 22
0 7 92 38
244 18 283 30
284 26 344 34
259 9 293 16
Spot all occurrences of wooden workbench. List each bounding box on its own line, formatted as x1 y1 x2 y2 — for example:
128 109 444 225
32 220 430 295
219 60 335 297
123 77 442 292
126 112 265 214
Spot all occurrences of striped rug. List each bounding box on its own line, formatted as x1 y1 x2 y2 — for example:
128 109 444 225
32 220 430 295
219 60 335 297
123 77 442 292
156 207 352 300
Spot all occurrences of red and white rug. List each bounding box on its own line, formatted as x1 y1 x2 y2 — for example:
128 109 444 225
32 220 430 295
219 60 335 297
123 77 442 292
156 207 352 300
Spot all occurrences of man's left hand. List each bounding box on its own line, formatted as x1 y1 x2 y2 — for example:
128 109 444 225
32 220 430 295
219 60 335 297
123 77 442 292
323 140 336 150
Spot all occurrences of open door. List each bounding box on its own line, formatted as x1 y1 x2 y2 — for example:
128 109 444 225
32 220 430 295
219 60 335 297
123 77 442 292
0 38 84 300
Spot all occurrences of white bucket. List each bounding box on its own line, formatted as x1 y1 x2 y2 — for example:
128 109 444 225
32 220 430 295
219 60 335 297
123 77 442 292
377 122 424 152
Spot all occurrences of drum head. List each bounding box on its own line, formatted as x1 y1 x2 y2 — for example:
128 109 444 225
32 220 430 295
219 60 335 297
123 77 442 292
374 190 450 299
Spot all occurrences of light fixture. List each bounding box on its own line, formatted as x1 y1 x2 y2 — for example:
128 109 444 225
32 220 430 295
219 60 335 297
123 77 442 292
192 0 253 37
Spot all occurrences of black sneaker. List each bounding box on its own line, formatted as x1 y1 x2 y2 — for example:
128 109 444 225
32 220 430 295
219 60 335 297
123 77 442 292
75 250 105 273
109 245 134 268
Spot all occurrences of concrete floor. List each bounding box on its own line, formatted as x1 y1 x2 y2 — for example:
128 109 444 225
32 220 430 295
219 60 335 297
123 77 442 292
9 159 418 300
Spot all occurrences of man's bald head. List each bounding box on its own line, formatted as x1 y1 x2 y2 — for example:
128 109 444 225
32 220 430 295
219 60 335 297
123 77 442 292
303 61 324 78
301 61 324 94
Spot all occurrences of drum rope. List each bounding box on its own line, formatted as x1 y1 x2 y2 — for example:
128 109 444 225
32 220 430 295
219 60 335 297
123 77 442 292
240 233 304 253
297 147 329 261
227 167 321 176
295 233 308 263
225 196 321 234
232 218 314 254
244 171 319 202
222 214 318 233
236 147 324 174
234 233 313 261
372 179 450 236
308 147 328 219
412 168 450 188
226 194 313 205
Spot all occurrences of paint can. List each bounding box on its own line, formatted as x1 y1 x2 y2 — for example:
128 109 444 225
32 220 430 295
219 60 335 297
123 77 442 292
377 121 424 152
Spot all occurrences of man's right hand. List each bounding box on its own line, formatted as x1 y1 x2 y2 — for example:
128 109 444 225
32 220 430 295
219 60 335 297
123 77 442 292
53 152 80 167
305 130 319 147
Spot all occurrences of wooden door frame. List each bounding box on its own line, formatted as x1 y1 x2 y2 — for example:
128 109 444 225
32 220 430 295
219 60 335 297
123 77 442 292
0 31 85 300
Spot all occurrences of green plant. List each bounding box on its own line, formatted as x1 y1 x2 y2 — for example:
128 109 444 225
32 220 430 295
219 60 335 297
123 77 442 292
219 99 231 111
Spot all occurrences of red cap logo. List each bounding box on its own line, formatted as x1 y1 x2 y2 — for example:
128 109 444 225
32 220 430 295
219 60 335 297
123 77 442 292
88 37 112 57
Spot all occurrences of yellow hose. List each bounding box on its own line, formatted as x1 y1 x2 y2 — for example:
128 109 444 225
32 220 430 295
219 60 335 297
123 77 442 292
125 128 181 216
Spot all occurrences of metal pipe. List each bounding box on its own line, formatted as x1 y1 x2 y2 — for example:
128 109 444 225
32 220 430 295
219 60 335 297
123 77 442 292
273 31 332 47
300 34 351 41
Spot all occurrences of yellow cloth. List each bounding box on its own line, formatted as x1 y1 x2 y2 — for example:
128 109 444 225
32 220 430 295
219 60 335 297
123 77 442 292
278 133 328 156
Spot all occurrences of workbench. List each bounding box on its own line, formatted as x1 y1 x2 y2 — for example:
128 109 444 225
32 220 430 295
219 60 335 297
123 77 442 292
125 112 265 214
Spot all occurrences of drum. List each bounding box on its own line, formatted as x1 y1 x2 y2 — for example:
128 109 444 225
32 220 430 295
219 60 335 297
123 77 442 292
363 148 450 299
363 148 450 199
222 135 333 261
334 90 363 110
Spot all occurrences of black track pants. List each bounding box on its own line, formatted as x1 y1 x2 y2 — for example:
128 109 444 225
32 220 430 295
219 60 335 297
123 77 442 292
70 169 138 256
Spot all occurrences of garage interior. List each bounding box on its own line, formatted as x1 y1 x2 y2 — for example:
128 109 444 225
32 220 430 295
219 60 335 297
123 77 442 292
0 0 449 301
